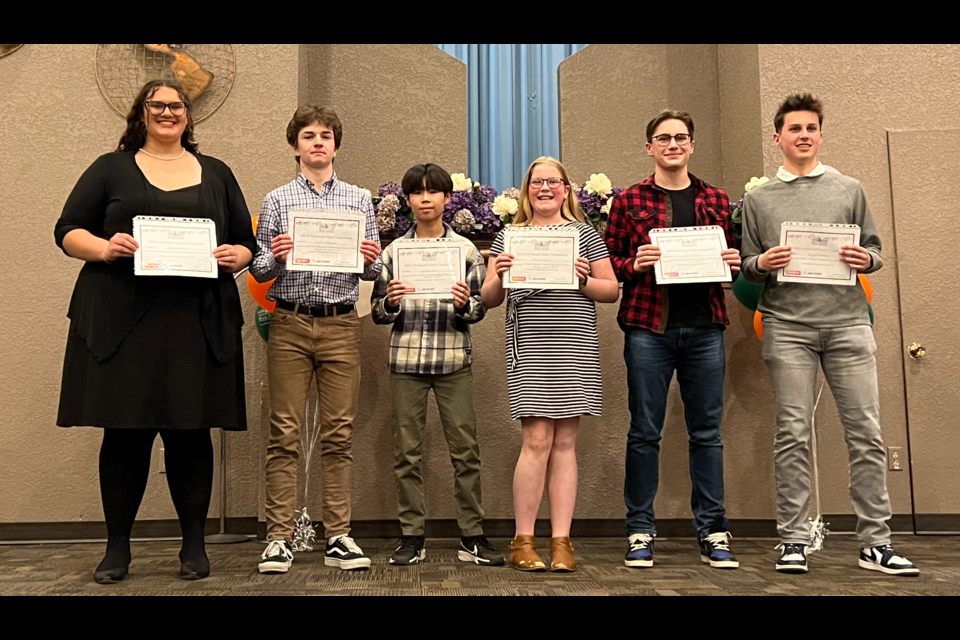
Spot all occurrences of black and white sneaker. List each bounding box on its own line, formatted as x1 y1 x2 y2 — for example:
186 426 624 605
259 540 294 575
859 545 920 577
776 544 809 574
459 536 505 566
390 536 426 566
325 535 372 571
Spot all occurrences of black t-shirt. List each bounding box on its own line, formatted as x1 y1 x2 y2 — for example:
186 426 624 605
665 184 716 329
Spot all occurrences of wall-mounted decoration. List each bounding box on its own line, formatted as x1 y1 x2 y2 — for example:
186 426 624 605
1 44 25 58
95 44 236 123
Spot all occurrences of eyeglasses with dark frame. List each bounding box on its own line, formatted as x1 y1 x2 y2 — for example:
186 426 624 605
650 133 693 147
530 178 566 189
145 101 187 117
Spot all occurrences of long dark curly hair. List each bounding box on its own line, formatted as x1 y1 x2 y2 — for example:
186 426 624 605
116 79 199 154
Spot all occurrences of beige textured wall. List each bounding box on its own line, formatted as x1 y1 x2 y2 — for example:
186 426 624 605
300 44 469 189
749 44 960 515
718 44 764 194
0 44 300 523
559 44 722 190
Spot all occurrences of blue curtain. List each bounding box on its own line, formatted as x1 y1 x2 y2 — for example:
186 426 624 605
434 44 590 192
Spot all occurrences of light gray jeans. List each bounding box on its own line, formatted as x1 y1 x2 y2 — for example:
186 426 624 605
761 319 893 548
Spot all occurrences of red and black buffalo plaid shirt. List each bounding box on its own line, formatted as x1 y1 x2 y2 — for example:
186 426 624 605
604 174 735 334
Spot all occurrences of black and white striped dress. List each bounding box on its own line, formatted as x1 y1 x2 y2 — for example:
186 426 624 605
490 222 609 421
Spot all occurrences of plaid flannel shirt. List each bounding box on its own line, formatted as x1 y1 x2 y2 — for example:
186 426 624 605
604 174 735 334
371 224 487 375
250 173 382 306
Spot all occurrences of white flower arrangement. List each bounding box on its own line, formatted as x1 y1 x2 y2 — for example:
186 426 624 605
492 195 519 221
584 173 613 197
451 173 474 192
600 196 615 215
744 176 770 193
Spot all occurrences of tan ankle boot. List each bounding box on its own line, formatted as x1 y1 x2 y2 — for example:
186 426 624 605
510 535 547 572
550 537 577 573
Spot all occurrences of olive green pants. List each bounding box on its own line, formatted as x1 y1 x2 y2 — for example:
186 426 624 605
391 367 484 537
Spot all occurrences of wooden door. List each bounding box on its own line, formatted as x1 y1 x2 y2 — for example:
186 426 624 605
888 130 960 533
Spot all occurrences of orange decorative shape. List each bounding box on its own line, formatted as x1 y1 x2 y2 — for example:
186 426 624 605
859 274 873 303
247 272 276 312
754 310 764 341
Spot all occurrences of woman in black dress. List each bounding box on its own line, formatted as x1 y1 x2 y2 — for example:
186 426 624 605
54 80 256 584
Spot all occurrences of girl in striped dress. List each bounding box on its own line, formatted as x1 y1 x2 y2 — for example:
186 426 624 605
482 157 619 573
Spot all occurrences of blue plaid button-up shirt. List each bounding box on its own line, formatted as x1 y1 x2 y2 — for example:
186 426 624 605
251 173 382 306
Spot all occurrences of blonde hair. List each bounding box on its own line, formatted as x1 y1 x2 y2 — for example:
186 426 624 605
513 157 585 227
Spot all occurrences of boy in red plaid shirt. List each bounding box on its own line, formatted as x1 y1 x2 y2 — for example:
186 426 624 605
604 111 741 571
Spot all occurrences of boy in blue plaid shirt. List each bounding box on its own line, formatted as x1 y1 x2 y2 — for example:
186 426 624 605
372 164 503 568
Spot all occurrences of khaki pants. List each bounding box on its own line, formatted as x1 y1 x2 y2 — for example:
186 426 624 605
265 307 361 541
391 368 484 537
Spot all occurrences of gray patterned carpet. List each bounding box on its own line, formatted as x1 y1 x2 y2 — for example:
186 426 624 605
2 537 957 596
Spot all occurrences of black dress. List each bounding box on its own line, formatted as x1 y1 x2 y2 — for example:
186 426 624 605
54 152 256 431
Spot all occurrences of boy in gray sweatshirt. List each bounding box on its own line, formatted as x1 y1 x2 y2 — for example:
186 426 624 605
741 94 918 578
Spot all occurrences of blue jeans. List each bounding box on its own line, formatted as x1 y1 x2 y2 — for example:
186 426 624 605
624 327 728 536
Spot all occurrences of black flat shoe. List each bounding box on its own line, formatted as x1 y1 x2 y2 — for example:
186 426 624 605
178 551 211 581
94 565 129 585
178 563 210 581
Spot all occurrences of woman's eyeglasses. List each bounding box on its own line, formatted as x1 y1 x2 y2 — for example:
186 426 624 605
530 178 566 189
145 101 187 117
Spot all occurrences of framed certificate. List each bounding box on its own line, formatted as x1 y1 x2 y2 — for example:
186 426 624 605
779 223 861 286
288 209 366 274
393 239 466 300
649 225 732 285
132 216 218 279
503 227 580 290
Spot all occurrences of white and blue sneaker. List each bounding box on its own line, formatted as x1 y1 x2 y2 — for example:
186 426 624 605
325 535 372 572
699 532 740 570
776 544 809 574
625 534 655 569
859 545 920 577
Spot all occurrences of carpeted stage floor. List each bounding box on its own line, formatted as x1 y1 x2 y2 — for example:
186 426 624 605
2 537 958 596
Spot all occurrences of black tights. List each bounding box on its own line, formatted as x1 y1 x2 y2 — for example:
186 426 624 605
98 429 213 572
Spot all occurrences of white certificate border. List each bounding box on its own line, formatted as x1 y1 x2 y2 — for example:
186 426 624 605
132 216 218 279
778 224 861 286
288 209 366 274
503 228 581 291
393 239 467 300
649 225 732 285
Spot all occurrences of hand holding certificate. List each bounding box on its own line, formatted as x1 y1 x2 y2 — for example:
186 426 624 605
393 239 466 300
288 209 366 274
649 226 732 285
779 222 861 286
503 227 580 290
133 216 218 279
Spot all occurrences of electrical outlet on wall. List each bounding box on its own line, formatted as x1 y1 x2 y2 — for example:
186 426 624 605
888 447 904 472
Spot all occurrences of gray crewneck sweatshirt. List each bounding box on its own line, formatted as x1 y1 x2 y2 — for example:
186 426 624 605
741 171 882 328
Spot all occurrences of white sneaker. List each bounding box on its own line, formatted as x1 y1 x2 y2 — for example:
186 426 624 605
775 544 809 574
259 540 294 574
325 535 372 571
859 545 920 577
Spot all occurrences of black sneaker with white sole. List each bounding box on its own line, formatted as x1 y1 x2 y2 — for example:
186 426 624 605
859 545 920 577
776 544 809 574
325 535 372 571
459 536 505 566
390 536 426 566
259 540 294 575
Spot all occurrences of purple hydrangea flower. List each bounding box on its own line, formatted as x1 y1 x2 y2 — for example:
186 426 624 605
475 184 498 205
379 182 405 200
395 214 412 236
